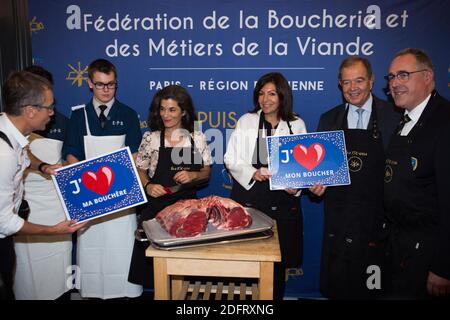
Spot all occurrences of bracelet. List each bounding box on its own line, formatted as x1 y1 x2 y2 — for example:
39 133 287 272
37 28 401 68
144 181 151 191
38 162 49 173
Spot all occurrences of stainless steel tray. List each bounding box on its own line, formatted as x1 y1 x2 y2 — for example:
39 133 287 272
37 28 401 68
142 207 274 247
150 229 274 251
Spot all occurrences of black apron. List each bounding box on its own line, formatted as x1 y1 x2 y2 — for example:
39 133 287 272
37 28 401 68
384 131 436 298
128 131 203 287
320 106 386 299
0 236 15 300
230 113 303 268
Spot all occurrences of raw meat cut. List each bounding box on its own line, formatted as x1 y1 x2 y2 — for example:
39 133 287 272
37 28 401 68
203 196 252 230
155 196 252 237
155 199 209 238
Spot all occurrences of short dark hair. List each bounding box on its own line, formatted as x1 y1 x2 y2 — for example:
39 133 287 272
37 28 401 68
2 71 52 116
394 48 434 71
88 59 117 80
251 72 296 122
24 65 54 84
338 56 373 80
149 85 197 132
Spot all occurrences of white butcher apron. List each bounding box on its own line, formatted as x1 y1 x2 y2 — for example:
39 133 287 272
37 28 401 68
77 106 142 299
14 134 72 300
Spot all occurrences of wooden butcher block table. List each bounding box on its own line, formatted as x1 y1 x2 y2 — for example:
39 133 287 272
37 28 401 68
146 225 281 300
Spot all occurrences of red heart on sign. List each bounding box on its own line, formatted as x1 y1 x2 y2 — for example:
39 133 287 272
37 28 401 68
81 165 115 195
293 143 325 171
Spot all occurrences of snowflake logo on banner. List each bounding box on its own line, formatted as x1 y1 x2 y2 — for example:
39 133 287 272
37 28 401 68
66 62 88 87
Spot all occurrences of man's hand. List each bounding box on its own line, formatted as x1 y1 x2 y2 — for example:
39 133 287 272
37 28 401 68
20 219 88 235
427 271 450 296
41 163 62 175
51 220 87 234
309 183 326 197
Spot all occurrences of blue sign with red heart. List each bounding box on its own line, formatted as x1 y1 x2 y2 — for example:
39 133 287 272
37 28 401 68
267 130 351 189
52 147 147 223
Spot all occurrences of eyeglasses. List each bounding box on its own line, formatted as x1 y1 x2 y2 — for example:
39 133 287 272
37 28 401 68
92 82 118 90
384 69 428 83
30 102 55 111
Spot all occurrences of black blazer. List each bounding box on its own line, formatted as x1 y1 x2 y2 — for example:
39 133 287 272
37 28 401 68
402 92 450 279
317 95 402 150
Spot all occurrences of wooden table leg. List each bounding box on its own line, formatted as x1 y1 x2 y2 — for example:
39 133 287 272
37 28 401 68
171 275 184 300
153 257 170 300
259 262 274 300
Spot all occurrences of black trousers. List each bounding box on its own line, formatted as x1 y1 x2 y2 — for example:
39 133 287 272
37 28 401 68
0 236 15 300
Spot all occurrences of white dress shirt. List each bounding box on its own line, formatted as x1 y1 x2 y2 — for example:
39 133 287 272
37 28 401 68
0 114 29 238
400 94 431 136
347 95 373 129
224 110 307 193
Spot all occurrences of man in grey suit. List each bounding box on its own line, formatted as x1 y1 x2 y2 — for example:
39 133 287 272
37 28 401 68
312 57 401 299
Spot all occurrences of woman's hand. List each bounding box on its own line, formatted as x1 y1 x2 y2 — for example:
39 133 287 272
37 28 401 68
173 170 196 184
285 188 299 195
252 167 272 182
146 183 167 198
309 183 326 197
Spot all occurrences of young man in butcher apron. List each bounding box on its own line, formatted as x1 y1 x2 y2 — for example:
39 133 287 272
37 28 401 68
62 59 143 299
128 85 212 290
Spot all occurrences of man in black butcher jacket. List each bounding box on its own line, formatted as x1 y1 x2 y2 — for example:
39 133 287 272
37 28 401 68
383 48 450 298
312 56 401 299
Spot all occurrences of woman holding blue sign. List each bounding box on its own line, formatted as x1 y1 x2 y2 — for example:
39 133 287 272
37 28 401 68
224 72 307 299
128 85 212 288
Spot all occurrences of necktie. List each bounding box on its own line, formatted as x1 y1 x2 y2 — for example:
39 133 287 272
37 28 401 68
396 114 412 135
99 105 107 129
356 108 364 129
